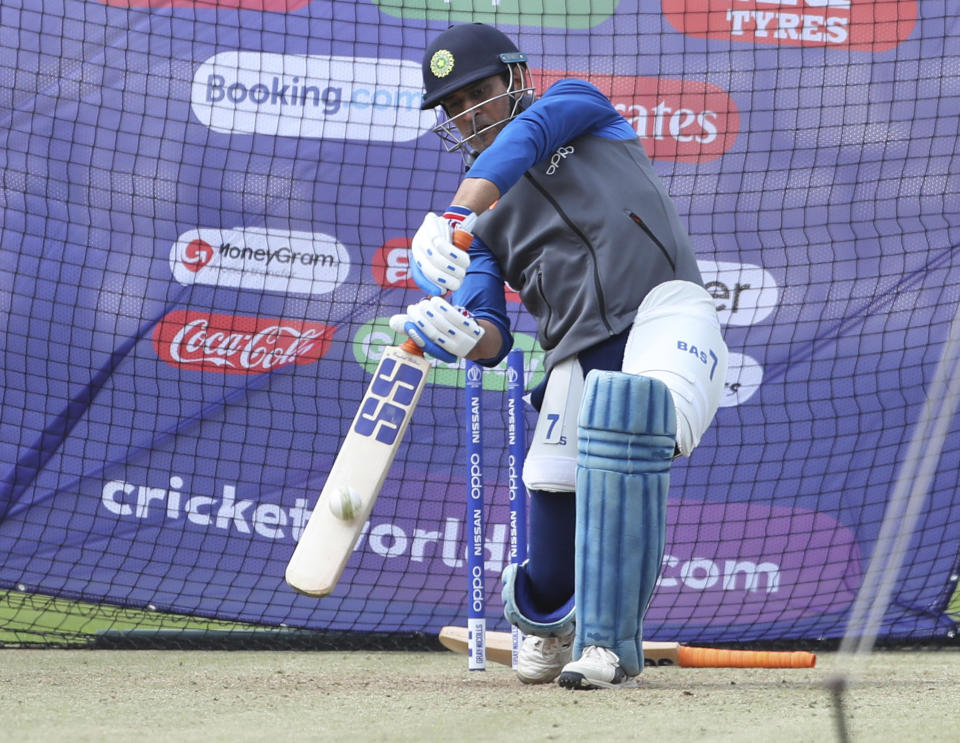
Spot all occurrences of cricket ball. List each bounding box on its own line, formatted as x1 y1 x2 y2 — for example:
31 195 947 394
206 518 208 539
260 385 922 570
329 486 362 521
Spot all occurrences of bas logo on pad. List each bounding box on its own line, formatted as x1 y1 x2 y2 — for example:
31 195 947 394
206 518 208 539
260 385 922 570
662 0 917 50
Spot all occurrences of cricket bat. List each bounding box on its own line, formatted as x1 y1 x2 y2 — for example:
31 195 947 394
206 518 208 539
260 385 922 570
285 338 430 597
285 230 474 598
438 626 816 669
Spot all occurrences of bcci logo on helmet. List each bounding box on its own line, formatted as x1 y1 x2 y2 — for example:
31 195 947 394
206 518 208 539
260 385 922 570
430 49 455 79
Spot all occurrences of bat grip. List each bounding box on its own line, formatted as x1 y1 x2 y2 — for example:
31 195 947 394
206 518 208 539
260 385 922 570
677 646 817 669
400 339 424 355
397 229 472 359
452 229 473 251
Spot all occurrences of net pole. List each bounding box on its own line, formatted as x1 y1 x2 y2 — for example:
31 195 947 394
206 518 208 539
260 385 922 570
827 298 960 738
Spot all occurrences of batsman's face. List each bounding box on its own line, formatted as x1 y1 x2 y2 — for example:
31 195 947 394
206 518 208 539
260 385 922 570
441 74 513 153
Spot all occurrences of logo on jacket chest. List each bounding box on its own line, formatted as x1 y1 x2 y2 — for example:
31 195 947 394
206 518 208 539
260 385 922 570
545 145 575 175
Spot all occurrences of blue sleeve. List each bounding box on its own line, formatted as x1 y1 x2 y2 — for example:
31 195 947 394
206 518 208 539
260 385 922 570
451 234 514 368
466 78 636 195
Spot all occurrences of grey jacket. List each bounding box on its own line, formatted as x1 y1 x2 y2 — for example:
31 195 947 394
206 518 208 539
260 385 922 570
473 134 703 371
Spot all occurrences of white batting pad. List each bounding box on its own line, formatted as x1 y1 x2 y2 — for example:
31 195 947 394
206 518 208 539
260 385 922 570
622 280 728 457
522 356 583 493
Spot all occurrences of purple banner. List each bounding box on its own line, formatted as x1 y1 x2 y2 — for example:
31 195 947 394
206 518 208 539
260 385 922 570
1 0 958 645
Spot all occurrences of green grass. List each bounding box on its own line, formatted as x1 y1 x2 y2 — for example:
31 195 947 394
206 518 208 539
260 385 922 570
0 590 256 647
5 579 958 649
948 579 960 622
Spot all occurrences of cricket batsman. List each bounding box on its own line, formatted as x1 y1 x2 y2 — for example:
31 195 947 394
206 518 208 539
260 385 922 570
390 23 729 689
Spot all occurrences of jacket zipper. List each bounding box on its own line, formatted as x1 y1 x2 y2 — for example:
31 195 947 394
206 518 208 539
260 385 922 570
535 270 555 347
522 172 615 336
626 210 676 272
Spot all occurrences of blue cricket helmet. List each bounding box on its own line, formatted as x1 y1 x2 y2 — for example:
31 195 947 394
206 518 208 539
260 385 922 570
420 23 528 110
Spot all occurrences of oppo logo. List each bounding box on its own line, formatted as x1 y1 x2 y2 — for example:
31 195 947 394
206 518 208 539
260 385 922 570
545 146 576 175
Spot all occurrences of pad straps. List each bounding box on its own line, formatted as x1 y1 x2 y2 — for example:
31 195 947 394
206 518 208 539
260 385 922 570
574 371 676 676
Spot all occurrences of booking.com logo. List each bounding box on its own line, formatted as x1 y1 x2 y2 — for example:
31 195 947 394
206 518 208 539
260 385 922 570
191 52 435 140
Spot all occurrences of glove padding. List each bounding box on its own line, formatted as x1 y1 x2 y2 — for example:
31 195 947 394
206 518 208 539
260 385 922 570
411 212 473 296
389 296 485 363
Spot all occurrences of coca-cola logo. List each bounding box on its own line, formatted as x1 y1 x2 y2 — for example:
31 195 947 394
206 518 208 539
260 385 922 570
153 310 336 374
182 239 215 273
533 70 738 162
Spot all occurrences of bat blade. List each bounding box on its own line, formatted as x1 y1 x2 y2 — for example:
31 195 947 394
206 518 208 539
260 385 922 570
285 342 430 597
440 625 515 666
438 626 684 666
437 627 815 669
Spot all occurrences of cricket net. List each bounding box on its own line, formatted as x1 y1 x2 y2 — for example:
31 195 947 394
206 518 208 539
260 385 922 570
1 2 959 650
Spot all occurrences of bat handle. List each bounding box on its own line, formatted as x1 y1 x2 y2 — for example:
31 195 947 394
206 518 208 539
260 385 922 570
400 339 424 356
397 230 472 358
396 229 472 359
452 229 473 251
677 646 817 668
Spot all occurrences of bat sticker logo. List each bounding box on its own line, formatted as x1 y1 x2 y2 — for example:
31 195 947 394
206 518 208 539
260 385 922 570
353 359 425 444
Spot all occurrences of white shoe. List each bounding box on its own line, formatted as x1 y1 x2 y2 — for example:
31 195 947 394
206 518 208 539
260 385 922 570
516 633 574 684
557 645 639 690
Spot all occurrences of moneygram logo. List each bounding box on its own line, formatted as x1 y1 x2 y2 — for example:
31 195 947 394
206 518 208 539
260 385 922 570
153 310 336 374
534 70 738 162
373 0 621 29
192 52 432 140
662 0 917 50
170 227 351 296
98 0 309 8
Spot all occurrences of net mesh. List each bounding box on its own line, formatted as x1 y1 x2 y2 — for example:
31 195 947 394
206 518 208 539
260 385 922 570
1 1 959 650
